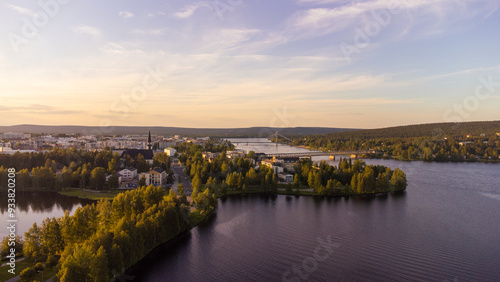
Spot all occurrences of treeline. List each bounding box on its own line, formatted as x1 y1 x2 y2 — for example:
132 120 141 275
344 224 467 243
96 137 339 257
6 186 192 281
293 121 500 162
175 143 407 197
297 121 500 140
0 148 173 191
293 158 407 195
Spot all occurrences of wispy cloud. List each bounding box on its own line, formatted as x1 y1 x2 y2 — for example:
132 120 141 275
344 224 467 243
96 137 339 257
0 104 82 115
132 28 170 36
146 11 166 18
201 28 260 52
173 3 209 19
73 25 101 37
287 0 498 40
6 4 36 17
99 42 144 55
119 11 135 19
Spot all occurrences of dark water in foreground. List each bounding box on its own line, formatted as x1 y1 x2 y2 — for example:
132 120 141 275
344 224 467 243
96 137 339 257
129 159 500 281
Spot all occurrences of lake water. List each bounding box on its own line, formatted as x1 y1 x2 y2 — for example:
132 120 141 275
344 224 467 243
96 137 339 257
0 192 94 238
2 139 499 281
127 139 500 281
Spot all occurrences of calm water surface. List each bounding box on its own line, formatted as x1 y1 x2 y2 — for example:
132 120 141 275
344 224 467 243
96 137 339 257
0 192 94 238
127 139 500 281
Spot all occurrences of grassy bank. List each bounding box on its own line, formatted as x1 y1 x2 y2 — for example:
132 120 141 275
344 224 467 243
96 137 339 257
0 259 56 282
59 187 173 201
58 188 125 200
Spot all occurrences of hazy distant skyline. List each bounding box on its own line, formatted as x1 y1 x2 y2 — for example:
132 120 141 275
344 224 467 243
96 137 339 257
1 0 500 129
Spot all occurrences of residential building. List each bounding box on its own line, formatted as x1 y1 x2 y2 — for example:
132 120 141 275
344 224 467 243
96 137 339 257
0 132 31 139
227 150 246 159
202 152 221 162
275 156 299 172
164 148 177 157
118 168 138 181
278 173 294 183
143 167 167 187
261 159 284 174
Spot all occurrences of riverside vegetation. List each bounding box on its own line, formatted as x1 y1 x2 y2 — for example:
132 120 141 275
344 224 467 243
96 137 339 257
174 142 407 197
291 121 500 162
1 185 215 281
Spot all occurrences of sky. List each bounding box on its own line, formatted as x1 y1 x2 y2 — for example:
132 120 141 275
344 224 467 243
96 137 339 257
1 0 500 129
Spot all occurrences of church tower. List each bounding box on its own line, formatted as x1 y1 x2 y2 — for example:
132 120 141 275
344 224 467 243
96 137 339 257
148 129 152 150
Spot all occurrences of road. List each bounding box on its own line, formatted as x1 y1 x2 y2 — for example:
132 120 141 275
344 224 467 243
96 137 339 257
171 163 192 196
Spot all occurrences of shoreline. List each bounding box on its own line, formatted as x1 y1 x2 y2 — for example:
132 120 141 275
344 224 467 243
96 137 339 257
119 206 216 281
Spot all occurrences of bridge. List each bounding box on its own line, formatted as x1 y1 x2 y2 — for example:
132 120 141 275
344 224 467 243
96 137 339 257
230 141 274 144
264 150 375 158
229 131 295 145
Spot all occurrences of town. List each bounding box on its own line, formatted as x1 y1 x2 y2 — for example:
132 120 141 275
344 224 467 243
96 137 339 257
0 130 323 191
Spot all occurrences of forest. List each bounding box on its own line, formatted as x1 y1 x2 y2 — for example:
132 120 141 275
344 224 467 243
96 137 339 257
291 121 500 162
0 186 199 281
0 147 173 191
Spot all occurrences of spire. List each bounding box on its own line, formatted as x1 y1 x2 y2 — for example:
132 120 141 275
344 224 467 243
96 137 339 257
148 129 152 150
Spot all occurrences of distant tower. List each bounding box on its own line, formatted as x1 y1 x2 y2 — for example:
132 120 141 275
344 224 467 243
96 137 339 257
148 129 152 150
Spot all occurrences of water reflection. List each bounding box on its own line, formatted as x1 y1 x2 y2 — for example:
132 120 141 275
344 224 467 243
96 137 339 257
0 192 94 238
0 192 94 214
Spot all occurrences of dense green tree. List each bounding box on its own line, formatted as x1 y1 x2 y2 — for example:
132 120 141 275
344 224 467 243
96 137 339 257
139 175 146 187
293 174 301 188
0 235 23 257
108 173 120 189
20 266 37 282
136 154 150 173
89 167 106 190
390 168 407 191
23 223 43 261
40 217 65 256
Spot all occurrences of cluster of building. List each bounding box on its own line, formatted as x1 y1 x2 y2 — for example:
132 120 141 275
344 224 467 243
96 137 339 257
113 167 168 188
261 156 302 182
200 149 303 183
0 131 206 156
200 149 307 183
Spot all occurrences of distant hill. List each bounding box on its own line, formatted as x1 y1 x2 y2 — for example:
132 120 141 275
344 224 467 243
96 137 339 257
306 121 500 140
0 125 358 137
